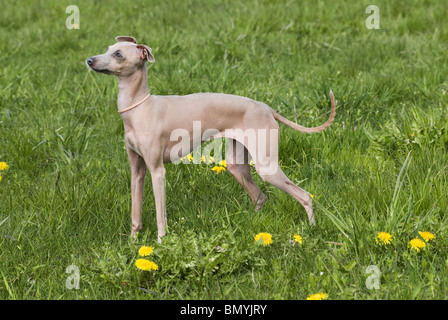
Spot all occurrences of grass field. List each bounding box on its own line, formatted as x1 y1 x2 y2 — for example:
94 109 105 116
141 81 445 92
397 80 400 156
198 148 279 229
1 0 447 300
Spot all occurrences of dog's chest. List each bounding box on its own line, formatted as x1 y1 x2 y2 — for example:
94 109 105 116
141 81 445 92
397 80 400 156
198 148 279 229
125 133 142 157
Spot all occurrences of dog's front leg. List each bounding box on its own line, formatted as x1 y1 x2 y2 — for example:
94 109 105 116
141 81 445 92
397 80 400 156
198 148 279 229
127 146 147 238
148 165 167 243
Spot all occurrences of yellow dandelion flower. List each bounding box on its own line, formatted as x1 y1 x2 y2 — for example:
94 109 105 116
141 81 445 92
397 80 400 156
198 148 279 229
306 292 328 300
201 155 215 164
409 238 426 252
138 246 154 257
180 154 193 163
375 232 393 245
211 166 226 174
254 232 273 246
293 234 303 244
418 231 435 242
249 159 254 166
135 259 159 271
219 159 227 167
310 193 314 199
0 162 9 171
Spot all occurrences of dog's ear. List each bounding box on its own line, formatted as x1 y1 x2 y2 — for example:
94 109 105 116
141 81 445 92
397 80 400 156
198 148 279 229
115 36 137 44
137 44 155 63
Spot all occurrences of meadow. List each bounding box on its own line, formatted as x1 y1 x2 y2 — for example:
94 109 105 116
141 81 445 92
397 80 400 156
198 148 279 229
0 0 447 300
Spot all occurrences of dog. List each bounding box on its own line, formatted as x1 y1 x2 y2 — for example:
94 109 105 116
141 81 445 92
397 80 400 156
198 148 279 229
86 36 335 242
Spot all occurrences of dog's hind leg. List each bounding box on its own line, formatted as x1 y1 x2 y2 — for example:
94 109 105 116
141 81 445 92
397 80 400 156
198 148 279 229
226 139 266 210
256 165 315 224
241 123 315 224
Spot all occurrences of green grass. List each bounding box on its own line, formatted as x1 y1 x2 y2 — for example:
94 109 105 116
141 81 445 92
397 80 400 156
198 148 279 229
1 0 448 300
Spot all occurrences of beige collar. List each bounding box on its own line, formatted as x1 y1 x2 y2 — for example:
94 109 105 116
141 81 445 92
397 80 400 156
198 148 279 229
118 94 150 114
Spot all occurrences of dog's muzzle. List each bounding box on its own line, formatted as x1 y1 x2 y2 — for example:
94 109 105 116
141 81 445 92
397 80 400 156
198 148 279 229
86 57 95 66
86 57 111 74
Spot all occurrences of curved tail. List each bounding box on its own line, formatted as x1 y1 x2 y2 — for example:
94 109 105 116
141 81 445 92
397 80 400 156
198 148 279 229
273 89 336 133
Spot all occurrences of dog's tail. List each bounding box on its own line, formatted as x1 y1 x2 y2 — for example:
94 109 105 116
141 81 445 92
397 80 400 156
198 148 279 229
273 89 336 133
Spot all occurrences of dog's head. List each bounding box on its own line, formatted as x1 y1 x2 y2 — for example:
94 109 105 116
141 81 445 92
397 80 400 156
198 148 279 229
86 36 155 77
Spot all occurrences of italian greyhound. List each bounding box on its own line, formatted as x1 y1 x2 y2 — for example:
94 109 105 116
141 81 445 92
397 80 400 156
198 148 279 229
86 36 335 242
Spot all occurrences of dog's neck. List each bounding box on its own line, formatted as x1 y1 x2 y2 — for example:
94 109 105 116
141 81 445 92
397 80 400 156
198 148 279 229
116 64 150 114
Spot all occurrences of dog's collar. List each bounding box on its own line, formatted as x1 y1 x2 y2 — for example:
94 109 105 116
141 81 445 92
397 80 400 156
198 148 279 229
118 94 151 114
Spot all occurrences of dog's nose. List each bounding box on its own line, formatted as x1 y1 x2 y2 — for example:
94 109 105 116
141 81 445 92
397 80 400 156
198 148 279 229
86 57 94 66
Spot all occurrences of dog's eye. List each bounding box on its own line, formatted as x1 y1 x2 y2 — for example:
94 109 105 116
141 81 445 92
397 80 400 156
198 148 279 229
115 51 123 58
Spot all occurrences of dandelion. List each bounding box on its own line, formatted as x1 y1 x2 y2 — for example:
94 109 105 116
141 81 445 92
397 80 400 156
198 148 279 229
409 238 426 252
135 259 159 271
138 246 154 257
218 159 227 167
375 232 393 245
180 154 193 163
211 166 226 174
249 159 254 166
254 232 273 246
201 155 215 164
293 234 303 244
306 292 328 300
0 162 8 171
418 231 435 242
309 193 314 199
